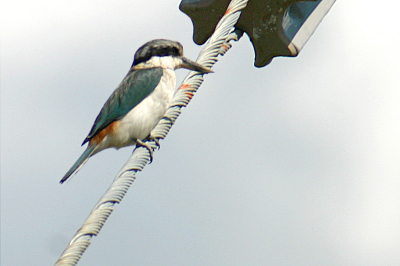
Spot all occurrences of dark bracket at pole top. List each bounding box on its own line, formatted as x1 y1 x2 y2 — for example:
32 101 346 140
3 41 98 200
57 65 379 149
179 0 335 67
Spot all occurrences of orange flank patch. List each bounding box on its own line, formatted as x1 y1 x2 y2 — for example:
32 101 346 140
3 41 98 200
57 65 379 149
90 120 120 145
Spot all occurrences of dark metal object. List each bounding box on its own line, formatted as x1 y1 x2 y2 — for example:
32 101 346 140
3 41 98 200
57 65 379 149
180 0 334 67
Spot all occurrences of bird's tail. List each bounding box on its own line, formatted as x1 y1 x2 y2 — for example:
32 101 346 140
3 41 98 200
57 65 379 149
60 145 96 184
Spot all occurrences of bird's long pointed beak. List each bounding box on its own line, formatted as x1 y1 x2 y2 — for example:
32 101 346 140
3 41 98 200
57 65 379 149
180 57 213 74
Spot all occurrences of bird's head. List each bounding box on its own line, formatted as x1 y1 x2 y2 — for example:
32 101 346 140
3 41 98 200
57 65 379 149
132 39 213 74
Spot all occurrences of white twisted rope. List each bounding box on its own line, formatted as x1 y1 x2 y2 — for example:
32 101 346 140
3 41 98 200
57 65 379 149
54 0 248 265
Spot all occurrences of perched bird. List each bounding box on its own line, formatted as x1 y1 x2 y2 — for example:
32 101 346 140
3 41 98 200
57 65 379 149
60 39 212 184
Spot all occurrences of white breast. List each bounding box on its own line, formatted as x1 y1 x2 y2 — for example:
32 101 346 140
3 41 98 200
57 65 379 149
104 68 176 149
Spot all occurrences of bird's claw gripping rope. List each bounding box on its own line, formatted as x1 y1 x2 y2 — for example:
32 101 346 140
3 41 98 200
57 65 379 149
135 139 154 163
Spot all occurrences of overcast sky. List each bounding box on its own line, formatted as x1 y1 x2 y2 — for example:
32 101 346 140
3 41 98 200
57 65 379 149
2 1 400 265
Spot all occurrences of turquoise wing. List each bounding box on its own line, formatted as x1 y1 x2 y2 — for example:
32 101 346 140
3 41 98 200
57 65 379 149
82 67 163 145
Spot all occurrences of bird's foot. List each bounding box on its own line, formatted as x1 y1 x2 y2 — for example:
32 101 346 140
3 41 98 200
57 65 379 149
146 134 161 150
136 139 154 164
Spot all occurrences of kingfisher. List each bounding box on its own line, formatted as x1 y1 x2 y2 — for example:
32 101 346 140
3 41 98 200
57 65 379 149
60 39 212 184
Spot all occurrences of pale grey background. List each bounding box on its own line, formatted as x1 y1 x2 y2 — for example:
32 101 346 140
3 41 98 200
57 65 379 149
2 1 400 265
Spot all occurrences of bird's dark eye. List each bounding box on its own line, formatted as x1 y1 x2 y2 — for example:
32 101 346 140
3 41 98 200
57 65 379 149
160 47 170 56
158 46 180 57
169 47 180 57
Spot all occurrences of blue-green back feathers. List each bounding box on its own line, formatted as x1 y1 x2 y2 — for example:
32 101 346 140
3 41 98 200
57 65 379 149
83 67 163 145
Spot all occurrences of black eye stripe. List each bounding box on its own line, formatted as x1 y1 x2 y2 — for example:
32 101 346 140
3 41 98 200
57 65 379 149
132 39 183 66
